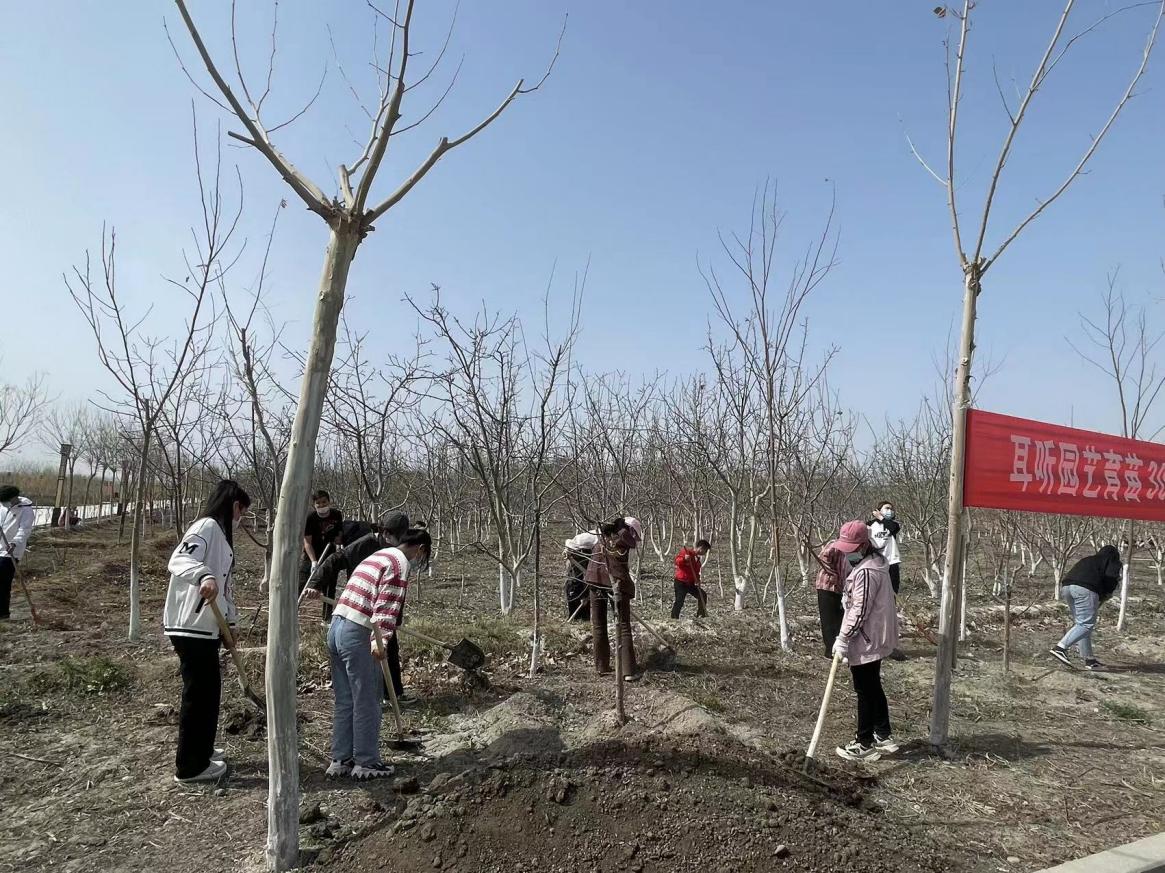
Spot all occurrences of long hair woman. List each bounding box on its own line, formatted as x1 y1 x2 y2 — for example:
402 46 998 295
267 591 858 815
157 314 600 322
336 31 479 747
163 479 251 783
314 526 432 780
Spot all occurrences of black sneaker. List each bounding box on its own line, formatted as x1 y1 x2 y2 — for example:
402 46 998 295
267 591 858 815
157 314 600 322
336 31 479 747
889 648 908 662
1084 659 1105 671
1049 646 1072 668
351 761 395 781
397 690 420 707
174 759 228 784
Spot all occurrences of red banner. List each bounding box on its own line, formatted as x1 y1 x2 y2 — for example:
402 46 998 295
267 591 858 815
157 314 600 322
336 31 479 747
964 409 1165 522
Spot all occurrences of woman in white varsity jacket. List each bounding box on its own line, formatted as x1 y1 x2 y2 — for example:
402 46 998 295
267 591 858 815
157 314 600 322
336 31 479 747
305 526 431 780
163 480 251 783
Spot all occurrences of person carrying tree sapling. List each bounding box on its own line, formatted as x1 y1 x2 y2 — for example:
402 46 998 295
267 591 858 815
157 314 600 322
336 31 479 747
305 526 431 780
831 520 900 762
301 489 344 621
1050 544 1121 671
672 539 711 619
564 526 599 621
310 511 419 705
163 480 251 783
0 485 36 621
585 517 642 678
868 499 907 661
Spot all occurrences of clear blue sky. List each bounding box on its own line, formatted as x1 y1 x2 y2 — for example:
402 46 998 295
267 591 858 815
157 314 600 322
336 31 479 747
2 2 1163 462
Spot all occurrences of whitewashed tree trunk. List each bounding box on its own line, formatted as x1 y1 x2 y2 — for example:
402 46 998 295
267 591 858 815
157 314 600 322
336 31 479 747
774 565 790 650
733 574 747 611
1116 561 1131 631
266 225 358 872
127 421 153 642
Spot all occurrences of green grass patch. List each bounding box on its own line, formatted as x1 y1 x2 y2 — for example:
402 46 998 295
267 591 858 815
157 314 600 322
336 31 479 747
1101 700 1152 725
28 656 135 696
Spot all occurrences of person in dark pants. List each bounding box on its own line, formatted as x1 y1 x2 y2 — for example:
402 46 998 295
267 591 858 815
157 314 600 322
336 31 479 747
0 485 35 620
671 539 711 619
830 520 899 763
813 527 852 657
585 518 641 677
163 480 252 783
302 490 344 621
564 529 598 621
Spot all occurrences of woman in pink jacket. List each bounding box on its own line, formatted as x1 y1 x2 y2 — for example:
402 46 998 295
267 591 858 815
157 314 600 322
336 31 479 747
830 520 899 762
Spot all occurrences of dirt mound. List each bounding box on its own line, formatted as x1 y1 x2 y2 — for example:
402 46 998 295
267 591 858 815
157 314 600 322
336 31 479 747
422 690 567 759
325 740 947 873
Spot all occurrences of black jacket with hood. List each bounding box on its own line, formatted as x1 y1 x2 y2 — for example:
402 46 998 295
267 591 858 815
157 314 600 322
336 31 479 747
310 511 409 595
1061 545 1122 602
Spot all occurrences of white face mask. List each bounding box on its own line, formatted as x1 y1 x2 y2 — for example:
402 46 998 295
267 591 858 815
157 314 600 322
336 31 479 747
315 507 330 517
881 509 894 520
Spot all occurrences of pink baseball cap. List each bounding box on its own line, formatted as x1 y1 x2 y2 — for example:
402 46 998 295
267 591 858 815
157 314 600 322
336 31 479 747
832 520 870 554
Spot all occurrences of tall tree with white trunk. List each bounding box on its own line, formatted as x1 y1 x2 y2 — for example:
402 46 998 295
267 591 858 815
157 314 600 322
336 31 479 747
915 0 1164 747
170 4 561 866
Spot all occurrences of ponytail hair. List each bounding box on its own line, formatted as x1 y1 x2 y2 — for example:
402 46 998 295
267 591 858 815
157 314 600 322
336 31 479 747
398 527 433 570
599 517 628 538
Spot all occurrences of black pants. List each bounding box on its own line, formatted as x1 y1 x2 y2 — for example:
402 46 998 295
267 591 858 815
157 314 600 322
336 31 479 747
850 659 891 745
671 581 707 619
0 557 15 618
817 589 844 656
171 635 222 779
566 563 590 621
889 563 900 595
381 631 404 698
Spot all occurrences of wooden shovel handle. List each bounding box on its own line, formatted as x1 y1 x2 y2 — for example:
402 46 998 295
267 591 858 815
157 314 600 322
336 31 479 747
805 652 842 763
372 623 405 735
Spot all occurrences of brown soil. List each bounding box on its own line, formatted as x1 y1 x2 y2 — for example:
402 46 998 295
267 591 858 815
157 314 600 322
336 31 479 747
2 521 1163 873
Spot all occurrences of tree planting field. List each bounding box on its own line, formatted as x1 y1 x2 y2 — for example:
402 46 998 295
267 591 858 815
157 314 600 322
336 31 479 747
2 520 1163 873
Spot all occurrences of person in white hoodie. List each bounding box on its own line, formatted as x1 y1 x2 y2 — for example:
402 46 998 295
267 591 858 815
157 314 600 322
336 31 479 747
0 485 36 620
163 480 251 783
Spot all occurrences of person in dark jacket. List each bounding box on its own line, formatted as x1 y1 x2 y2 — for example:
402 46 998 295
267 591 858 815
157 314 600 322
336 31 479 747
1050 545 1121 671
312 511 417 703
585 517 640 677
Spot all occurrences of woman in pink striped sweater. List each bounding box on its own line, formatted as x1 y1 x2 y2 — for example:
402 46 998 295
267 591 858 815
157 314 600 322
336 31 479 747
315 527 431 780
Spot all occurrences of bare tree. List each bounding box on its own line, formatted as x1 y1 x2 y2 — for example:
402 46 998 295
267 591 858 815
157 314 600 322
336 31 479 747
65 125 238 641
700 183 838 648
0 370 49 460
167 6 561 862
1069 273 1165 630
915 0 1164 746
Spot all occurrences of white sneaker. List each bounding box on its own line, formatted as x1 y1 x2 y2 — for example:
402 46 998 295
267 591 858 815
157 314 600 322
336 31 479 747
175 759 228 783
212 747 225 761
835 741 881 762
325 759 354 778
873 734 900 754
351 761 395 781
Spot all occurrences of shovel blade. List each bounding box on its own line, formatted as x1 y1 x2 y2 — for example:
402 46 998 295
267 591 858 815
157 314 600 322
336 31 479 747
448 638 486 671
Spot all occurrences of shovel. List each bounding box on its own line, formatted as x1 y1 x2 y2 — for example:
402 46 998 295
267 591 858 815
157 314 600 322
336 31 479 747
371 623 424 751
804 652 842 771
396 626 486 672
207 599 266 713
629 607 676 654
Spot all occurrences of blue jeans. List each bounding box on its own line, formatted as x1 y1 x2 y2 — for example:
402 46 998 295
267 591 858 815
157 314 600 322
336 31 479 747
327 616 382 767
1058 584 1099 660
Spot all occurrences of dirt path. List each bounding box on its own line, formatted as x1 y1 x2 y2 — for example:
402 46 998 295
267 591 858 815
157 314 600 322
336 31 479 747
2 522 1163 872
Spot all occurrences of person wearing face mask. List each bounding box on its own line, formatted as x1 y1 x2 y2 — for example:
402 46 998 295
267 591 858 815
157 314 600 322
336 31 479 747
163 480 252 783
830 520 900 762
306 527 432 780
310 511 419 705
302 490 345 621
0 485 36 621
584 517 642 677
868 500 907 662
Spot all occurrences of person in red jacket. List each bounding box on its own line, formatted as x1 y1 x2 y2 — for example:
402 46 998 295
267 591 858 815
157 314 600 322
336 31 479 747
671 539 711 619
